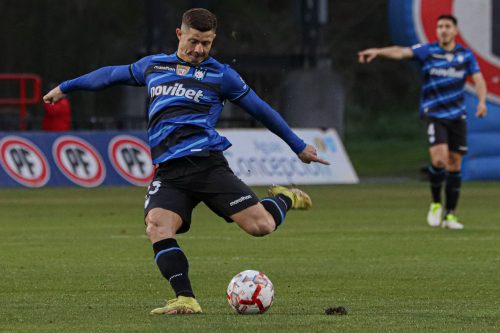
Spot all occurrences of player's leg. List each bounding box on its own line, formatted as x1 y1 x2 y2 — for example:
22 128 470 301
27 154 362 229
230 186 312 236
196 155 310 236
442 118 467 230
231 203 277 236
426 119 448 227
144 179 202 315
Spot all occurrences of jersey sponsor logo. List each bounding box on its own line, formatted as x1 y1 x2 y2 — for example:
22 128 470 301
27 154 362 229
150 83 204 102
176 64 190 76
53 136 105 187
0 136 50 187
108 135 154 186
229 195 252 206
429 67 466 79
153 65 176 72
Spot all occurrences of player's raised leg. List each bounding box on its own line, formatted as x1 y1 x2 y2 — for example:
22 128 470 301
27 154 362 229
145 208 202 315
232 185 312 237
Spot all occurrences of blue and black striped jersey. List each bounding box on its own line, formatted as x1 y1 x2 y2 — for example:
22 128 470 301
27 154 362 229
60 52 306 164
130 53 251 164
411 42 480 119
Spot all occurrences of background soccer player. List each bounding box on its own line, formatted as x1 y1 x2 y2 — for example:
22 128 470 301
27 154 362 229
357 14 488 230
43 8 329 314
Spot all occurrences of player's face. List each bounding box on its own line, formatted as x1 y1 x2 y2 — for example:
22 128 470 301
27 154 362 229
436 19 457 45
176 27 216 64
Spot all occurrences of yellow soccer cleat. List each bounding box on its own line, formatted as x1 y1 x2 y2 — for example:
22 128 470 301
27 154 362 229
150 296 203 315
268 185 312 209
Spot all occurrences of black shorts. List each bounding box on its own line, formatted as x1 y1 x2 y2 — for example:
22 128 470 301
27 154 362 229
144 151 259 234
425 117 467 154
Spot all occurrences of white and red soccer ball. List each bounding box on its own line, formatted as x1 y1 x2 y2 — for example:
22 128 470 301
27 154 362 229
226 270 274 314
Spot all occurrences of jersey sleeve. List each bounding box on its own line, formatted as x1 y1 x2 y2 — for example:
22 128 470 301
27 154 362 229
234 89 306 154
129 55 153 86
465 50 481 75
59 65 137 93
220 66 250 102
411 43 430 62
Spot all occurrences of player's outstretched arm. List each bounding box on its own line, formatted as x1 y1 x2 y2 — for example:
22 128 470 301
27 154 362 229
358 46 413 63
43 65 140 104
235 90 329 165
472 72 488 118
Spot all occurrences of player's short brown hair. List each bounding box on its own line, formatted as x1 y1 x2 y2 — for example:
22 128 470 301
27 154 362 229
437 14 457 26
182 8 217 32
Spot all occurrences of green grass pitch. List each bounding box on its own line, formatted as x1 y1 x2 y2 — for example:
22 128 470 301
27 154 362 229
1 183 499 332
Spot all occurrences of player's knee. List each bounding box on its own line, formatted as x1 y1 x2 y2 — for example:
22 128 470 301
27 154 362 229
447 162 461 172
145 220 158 238
144 210 177 240
246 219 275 237
433 159 446 168
447 156 462 171
233 205 275 237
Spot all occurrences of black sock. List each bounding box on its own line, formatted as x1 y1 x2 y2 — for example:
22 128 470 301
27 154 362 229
153 238 194 298
260 194 292 229
428 165 446 203
445 171 462 212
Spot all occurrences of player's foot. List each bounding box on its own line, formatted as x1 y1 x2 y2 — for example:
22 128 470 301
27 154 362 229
268 185 312 209
426 202 442 227
150 296 202 315
441 213 464 230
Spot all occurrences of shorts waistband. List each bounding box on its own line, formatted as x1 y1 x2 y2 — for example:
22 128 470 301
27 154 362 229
157 150 224 169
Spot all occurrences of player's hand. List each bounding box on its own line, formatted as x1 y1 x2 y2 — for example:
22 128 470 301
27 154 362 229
358 48 379 64
43 85 66 105
475 102 487 118
298 144 330 165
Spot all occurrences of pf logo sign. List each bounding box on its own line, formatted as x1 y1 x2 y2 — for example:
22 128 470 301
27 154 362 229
414 0 500 101
108 135 154 186
53 136 105 187
0 136 50 187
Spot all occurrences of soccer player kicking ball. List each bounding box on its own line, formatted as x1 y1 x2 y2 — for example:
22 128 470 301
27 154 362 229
44 8 329 314
358 14 488 230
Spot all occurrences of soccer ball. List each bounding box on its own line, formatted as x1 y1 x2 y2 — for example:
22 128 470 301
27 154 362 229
226 270 274 314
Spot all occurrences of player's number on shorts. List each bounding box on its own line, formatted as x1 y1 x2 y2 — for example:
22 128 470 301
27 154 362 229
148 180 161 195
427 123 435 144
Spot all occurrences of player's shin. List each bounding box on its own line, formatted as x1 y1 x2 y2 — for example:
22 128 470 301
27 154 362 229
445 171 462 213
428 164 446 203
260 195 292 229
153 238 195 298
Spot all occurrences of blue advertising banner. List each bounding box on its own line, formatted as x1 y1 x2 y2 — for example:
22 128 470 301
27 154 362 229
0 131 154 188
0 129 356 188
388 0 500 180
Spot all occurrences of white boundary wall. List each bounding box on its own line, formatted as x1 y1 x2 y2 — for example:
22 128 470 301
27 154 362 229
219 128 358 185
